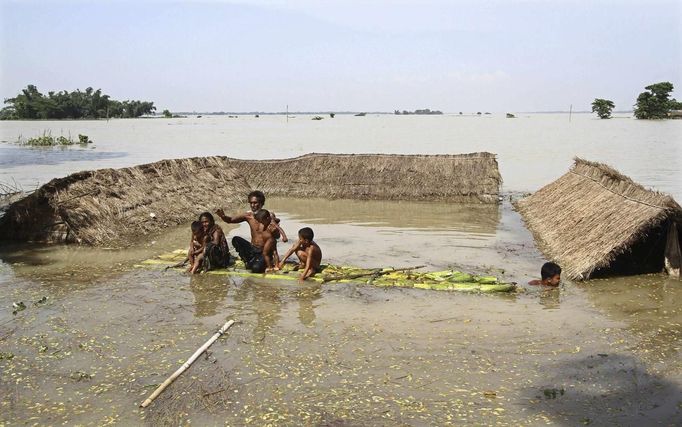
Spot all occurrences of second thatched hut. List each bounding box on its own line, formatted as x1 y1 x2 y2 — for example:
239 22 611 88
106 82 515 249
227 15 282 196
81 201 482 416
515 158 682 280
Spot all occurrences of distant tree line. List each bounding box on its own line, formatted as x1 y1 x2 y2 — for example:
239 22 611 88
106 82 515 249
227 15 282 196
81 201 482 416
592 81 682 120
1 85 156 120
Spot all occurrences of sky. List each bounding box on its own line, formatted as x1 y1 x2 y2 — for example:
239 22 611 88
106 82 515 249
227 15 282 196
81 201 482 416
1 0 680 113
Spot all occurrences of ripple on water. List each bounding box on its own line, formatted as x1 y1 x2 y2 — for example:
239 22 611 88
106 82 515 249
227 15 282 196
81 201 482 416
0 145 127 167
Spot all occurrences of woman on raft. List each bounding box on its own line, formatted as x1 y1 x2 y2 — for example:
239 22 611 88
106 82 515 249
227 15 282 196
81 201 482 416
189 212 232 273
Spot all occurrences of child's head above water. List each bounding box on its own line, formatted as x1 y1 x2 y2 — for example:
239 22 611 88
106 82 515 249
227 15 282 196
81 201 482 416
298 227 314 242
541 262 562 286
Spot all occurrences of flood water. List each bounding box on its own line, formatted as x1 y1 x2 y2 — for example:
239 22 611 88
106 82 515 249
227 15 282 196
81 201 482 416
1 114 681 425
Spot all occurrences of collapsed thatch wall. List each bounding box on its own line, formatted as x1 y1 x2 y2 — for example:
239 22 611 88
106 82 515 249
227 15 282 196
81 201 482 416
0 157 250 246
0 153 501 246
515 158 682 280
225 152 501 203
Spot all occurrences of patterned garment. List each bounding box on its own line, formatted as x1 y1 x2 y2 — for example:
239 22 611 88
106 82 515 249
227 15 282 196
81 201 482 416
203 225 231 271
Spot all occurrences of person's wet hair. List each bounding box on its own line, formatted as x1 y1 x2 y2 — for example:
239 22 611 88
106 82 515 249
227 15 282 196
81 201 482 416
199 211 215 226
298 227 314 241
541 262 561 280
248 190 265 205
191 221 202 234
254 209 270 222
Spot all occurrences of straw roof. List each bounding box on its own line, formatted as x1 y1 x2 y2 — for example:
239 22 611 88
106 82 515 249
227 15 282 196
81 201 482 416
0 157 250 246
515 158 682 280
225 152 501 203
0 153 501 246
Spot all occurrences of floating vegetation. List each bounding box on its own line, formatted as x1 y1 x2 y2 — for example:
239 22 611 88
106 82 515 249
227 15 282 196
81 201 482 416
16 131 93 146
139 249 517 293
12 301 26 314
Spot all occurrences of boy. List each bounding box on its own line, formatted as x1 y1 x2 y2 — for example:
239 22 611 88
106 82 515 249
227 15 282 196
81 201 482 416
528 262 562 287
277 227 322 281
186 221 205 273
268 217 288 266
254 209 277 273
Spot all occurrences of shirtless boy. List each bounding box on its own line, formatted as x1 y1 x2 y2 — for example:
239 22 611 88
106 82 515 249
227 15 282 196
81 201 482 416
528 262 562 287
277 227 322 281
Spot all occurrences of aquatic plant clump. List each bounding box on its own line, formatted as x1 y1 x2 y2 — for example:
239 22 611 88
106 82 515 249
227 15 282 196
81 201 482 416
16 132 93 147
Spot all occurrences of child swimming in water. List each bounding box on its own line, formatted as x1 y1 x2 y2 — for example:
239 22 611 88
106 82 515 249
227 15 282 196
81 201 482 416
528 262 562 287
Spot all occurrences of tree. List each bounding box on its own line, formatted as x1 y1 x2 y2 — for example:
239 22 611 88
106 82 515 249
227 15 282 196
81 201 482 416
1 85 156 120
591 98 615 119
162 109 172 118
633 82 682 119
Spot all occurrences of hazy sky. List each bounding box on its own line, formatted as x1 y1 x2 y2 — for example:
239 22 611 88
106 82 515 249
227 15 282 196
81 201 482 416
1 0 680 112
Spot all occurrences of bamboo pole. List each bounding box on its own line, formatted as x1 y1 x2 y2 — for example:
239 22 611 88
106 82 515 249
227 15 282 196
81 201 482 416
140 319 235 408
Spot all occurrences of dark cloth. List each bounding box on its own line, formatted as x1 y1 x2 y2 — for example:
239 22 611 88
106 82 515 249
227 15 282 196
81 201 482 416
203 226 231 271
232 236 266 273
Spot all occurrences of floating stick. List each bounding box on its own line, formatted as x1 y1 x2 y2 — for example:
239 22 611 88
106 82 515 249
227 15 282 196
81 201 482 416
140 319 236 408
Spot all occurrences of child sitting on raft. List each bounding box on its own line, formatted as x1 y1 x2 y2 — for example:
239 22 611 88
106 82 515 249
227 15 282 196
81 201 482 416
254 209 278 273
187 221 205 274
277 227 322 281
268 217 288 267
528 262 562 287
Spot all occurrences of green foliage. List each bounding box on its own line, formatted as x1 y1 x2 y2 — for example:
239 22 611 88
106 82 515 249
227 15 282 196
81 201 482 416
2 85 155 120
633 82 680 119
78 134 92 144
591 98 615 119
17 131 92 146
162 109 172 118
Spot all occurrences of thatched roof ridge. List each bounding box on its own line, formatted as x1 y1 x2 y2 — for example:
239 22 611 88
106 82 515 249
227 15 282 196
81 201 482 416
0 153 501 246
0 157 250 245
516 158 682 279
224 152 501 203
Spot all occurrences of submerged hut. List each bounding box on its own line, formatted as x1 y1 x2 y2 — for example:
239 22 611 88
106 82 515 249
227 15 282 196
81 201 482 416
0 152 501 246
0 157 251 246
226 152 501 203
515 158 682 280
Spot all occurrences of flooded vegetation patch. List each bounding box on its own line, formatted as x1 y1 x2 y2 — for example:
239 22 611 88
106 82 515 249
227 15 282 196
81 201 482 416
16 132 93 147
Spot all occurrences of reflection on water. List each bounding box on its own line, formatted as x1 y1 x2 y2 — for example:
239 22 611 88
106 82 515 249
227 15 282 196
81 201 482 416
267 197 500 234
189 274 229 318
0 145 127 167
578 275 682 363
295 286 321 327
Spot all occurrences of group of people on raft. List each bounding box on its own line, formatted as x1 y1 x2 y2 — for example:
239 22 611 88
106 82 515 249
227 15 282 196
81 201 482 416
187 190 563 287
186 190 322 282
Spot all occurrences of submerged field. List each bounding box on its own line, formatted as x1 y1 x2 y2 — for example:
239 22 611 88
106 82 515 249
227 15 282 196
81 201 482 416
1 199 680 425
1 114 680 424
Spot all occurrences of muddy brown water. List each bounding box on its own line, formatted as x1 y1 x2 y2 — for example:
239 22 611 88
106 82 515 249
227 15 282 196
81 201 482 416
1 197 680 426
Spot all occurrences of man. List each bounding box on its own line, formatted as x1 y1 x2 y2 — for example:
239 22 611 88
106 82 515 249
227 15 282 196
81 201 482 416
216 191 284 273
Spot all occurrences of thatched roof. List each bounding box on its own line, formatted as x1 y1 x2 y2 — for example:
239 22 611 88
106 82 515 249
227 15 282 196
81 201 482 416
226 152 501 202
0 152 501 246
0 157 250 246
515 158 682 280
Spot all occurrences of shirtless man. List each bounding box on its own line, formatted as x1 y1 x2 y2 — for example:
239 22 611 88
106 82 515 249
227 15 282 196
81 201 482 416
216 191 285 273
216 204 274 273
